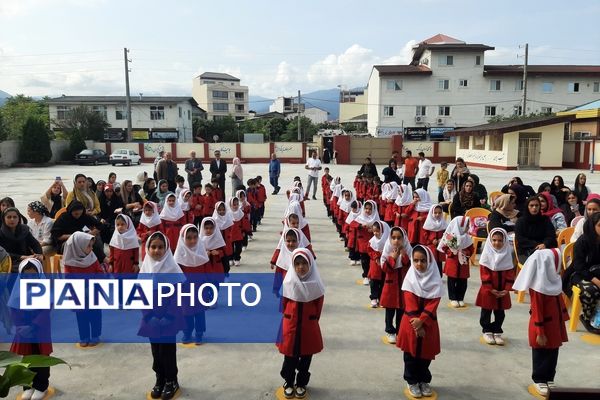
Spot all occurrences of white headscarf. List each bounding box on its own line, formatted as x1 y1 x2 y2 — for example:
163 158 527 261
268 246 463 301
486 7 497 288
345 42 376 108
277 226 310 249
369 220 390 252
479 228 514 272
140 201 162 228
212 201 234 230
232 157 243 181
288 192 301 204
199 217 226 250
345 201 362 225
512 248 562 296
414 188 433 213
443 184 457 202
178 189 191 212
139 232 183 274
8 259 46 308
236 190 250 209
381 182 399 201
62 231 98 268
380 226 413 267
422 205 448 232
160 193 184 221
282 248 325 302
395 184 413 207
109 214 139 250
174 224 210 267
275 228 304 270
337 189 355 213
437 216 473 254
293 181 305 199
402 245 443 299
330 183 343 201
284 201 308 229
227 197 244 222
330 177 341 192
355 200 380 226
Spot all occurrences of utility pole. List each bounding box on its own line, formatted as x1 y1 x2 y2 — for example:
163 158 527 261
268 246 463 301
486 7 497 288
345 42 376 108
297 90 302 141
521 43 528 116
124 48 132 141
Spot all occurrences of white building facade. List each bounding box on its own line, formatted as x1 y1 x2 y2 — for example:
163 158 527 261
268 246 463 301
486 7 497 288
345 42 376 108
192 72 249 121
269 96 328 124
367 34 600 137
47 96 196 142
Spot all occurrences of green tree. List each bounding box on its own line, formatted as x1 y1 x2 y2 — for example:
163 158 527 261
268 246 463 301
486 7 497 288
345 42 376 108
0 352 68 398
0 95 49 140
487 111 553 124
283 117 317 142
0 112 6 141
265 118 288 141
53 105 110 141
67 131 87 160
19 117 52 163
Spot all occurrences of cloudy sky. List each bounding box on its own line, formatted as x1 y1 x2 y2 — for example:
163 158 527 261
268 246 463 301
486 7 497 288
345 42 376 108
1 0 599 99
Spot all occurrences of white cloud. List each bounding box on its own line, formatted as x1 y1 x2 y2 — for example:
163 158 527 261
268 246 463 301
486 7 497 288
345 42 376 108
0 0 106 17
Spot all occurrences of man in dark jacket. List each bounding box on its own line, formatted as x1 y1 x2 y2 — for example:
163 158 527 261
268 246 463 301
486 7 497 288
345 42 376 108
210 150 227 199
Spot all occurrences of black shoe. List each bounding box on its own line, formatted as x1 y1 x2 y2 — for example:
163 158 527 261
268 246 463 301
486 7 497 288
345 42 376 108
282 382 294 399
181 333 192 344
195 334 203 345
295 386 307 399
312 196 317 200
151 377 165 399
271 192 277 195
161 381 179 400
580 315 600 334
275 186 281 194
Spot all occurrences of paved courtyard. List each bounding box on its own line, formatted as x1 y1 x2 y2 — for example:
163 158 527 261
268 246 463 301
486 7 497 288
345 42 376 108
1 161 599 400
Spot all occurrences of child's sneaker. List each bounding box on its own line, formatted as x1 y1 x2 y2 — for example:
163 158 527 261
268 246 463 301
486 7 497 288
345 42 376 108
282 383 294 399
370 299 378 308
248 236 253 242
348 260 355 266
386 332 397 344
533 383 548 396
363 277 370 286
493 333 505 346
21 388 34 400
31 390 47 400
407 383 422 398
234 260 240 267
242 246 247 252
229 260 234 266
420 383 433 397
458 301 465 307
181 333 193 344
483 332 496 345
295 386 307 398
450 300 459 308
151 377 165 399
161 381 180 400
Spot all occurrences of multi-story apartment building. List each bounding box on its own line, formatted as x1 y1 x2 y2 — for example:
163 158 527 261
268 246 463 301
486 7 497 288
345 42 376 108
47 95 197 142
367 34 600 137
192 72 249 121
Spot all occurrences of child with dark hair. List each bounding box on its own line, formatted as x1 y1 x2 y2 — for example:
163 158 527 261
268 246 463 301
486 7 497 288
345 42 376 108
255 175 267 225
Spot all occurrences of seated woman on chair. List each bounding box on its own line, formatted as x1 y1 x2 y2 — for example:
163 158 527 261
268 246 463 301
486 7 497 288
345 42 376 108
515 196 557 264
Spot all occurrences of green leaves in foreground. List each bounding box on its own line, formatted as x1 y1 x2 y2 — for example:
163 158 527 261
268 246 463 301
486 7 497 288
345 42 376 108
0 352 68 398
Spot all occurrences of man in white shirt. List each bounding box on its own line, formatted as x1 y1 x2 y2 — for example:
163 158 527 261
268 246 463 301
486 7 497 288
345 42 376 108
304 150 322 200
416 151 435 191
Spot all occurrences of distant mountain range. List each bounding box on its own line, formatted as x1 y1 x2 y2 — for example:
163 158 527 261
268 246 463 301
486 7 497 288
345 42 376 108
249 88 342 120
0 90 11 106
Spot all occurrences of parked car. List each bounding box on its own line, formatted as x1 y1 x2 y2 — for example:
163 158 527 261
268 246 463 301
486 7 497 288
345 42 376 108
110 149 141 166
75 149 109 165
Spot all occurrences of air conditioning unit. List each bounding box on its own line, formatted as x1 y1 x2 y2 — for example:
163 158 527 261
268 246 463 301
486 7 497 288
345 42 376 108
415 116 424 123
436 118 445 125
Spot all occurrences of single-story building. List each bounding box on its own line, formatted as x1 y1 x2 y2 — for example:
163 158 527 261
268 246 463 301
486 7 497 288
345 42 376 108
447 115 575 170
558 99 600 170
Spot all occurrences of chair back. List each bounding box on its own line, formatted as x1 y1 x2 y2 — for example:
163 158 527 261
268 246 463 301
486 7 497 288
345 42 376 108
489 191 504 205
557 227 575 247
570 215 584 228
54 207 67 220
465 207 491 219
562 242 575 272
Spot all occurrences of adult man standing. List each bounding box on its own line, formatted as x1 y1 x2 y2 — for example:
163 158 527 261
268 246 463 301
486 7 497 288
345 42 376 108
156 152 179 192
153 150 164 182
209 150 227 200
416 151 435 191
402 150 418 189
268 153 281 195
184 150 204 188
304 150 322 200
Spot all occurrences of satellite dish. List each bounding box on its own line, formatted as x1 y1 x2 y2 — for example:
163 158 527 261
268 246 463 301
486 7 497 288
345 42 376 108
212 135 219 142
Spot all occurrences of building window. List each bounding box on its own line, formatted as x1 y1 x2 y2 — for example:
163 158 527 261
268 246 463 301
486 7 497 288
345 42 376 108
459 79 468 87
92 105 107 120
212 90 229 99
473 135 486 150
203 80 215 84
56 106 70 120
489 80 502 91
235 92 245 100
213 115 227 121
213 103 229 112
594 82 599 92
150 106 165 120
541 107 552 114
416 106 426 116
386 80 402 91
542 82 553 93
438 106 450 116
384 106 394 117
235 104 244 112
515 80 524 91
187 110 191 120
178 107 182 118
485 106 497 116
438 79 450 90
115 107 127 120
459 136 469 149
439 55 453 66
568 82 580 93
475 55 481 65
513 105 523 116
489 135 503 151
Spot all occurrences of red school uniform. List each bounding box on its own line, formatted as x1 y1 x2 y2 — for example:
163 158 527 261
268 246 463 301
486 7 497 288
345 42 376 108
350 222 373 254
397 292 441 360
241 202 252 234
189 193 204 219
231 218 244 243
393 204 410 232
442 244 473 279
277 296 324 357
405 204 428 245
64 260 103 275
247 188 259 210
475 266 515 310
367 246 383 280
379 254 410 309
109 247 139 274
161 216 186 253
137 223 161 260
203 193 217 217
207 248 225 274
221 226 233 257
424 230 445 265
10 308 53 356
528 290 569 349
257 184 267 206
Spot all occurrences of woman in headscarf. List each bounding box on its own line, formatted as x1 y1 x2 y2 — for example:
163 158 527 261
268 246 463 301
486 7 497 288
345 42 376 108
0 208 43 271
230 157 244 194
571 195 600 243
572 173 589 204
437 179 456 214
467 174 489 210
98 184 123 225
450 157 470 189
95 180 106 198
149 179 170 209
120 179 144 225
65 174 100 216
560 191 584 226
26 201 55 262
450 179 480 219
41 179 68 218
488 194 520 233
507 183 528 214
0 197 27 225
501 177 534 198
142 178 157 201
514 197 557 263
550 175 570 207
381 159 402 186
358 157 378 178
538 192 567 231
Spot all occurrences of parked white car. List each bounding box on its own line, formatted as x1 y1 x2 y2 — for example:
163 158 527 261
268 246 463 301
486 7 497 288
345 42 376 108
110 149 141 166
